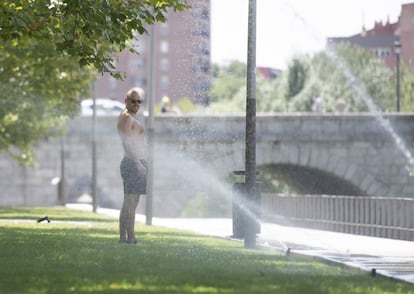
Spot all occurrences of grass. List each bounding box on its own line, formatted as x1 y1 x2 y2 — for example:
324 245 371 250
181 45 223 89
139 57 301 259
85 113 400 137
1 207 414 293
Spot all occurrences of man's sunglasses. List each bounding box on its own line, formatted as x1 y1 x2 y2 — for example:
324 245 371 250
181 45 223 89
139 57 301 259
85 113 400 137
130 99 143 104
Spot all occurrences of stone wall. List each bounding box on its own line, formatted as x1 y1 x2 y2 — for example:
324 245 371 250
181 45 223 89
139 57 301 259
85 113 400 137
1 114 414 216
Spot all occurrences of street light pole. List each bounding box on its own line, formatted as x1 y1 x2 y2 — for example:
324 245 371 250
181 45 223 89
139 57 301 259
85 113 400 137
394 40 401 112
92 84 98 212
58 135 66 205
245 0 257 249
146 21 156 225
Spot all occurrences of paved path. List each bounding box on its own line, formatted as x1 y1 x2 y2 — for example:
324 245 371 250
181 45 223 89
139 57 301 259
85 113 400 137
69 205 414 284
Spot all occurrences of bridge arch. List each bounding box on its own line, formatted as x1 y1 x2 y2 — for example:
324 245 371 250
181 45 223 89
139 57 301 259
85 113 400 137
260 164 366 196
258 142 389 196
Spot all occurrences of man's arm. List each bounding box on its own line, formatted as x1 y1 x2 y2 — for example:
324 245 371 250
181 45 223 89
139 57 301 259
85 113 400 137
118 113 136 158
118 112 135 134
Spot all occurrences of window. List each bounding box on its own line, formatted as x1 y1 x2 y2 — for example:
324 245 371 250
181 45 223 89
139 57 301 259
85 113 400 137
160 58 169 71
137 59 146 70
160 40 169 54
129 59 146 71
374 48 392 58
132 77 147 88
160 76 169 90
160 23 169 36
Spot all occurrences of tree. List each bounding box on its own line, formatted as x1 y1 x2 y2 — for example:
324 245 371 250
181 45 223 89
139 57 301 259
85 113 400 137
286 57 308 99
0 0 190 164
400 65 414 112
0 39 94 164
286 44 395 113
207 60 282 113
207 44 400 115
1 0 189 74
208 60 246 103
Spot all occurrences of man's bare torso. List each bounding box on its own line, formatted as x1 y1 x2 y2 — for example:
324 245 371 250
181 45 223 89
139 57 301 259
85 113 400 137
117 110 147 161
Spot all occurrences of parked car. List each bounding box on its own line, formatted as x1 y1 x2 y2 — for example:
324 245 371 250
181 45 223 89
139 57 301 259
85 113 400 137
80 98 125 116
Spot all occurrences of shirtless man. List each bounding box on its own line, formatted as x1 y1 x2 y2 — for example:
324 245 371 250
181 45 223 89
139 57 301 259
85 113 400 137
117 88 147 244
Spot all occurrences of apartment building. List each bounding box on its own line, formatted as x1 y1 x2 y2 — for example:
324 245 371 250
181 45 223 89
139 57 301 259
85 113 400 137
94 0 211 106
327 2 414 70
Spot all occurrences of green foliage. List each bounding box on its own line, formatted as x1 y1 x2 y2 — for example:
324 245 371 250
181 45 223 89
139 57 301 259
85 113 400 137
259 171 295 194
176 97 196 113
1 206 414 293
206 64 287 114
0 0 190 165
287 57 308 99
180 191 231 217
256 75 285 113
400 65 414 112
155 97 194 114
209 60 247 104
0 0 190 73
207 44 403 114
0 39 94 164
286 44 395 113
333 44 395 112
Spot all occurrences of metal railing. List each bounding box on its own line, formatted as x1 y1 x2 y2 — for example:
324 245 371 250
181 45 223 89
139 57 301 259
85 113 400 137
261 194 414 241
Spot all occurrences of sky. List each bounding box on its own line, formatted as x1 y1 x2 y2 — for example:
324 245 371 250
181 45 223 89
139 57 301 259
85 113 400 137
210 0 412 69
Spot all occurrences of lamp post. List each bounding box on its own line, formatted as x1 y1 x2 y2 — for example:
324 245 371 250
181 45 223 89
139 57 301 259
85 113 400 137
146 20 156 225
394 40 401 112
92 84 98 212
58 135 66 205
244 0 257 249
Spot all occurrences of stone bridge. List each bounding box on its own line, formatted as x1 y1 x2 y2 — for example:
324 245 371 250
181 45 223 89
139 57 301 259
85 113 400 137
2 114 414 217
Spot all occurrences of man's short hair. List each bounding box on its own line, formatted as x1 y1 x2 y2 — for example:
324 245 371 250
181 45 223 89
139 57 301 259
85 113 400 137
126 87 144 100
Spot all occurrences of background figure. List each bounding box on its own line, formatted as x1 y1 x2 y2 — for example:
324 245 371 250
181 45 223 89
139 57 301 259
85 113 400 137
160 96 181 114
161 96 173 113
312 96 323 113
335 98 347 113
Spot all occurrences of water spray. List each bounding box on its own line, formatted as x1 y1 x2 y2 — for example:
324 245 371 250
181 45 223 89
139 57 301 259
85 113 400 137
282 0 414 176
326 48 414 175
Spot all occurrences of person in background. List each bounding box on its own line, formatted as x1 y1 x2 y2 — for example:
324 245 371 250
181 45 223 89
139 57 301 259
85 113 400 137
160 96 181 114
117 88 147 244
335 98 346 113
312 96 323 113
161 96 173 113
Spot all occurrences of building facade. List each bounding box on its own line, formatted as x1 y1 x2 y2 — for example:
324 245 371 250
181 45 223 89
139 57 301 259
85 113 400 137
327 3 414 70
94 0 211 106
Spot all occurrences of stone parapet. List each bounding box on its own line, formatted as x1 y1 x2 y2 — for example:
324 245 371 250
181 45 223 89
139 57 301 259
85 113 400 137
1 114 414 215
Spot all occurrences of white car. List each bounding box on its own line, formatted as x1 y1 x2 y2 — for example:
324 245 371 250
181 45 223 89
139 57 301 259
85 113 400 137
80 98 125 116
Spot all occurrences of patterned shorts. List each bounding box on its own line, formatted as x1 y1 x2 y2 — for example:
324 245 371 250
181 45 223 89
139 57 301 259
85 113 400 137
120 157 147 195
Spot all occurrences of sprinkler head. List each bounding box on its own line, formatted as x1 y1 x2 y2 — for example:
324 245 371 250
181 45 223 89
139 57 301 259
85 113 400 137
37 216 50 223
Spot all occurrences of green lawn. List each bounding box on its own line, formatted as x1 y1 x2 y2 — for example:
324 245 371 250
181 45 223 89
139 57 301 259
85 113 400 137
0 206 413 294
